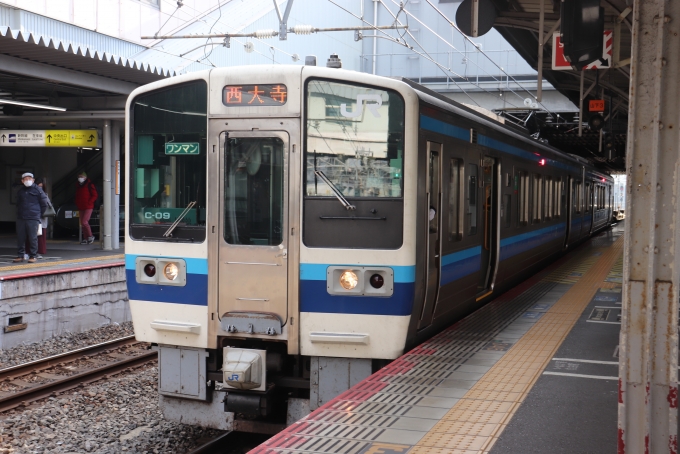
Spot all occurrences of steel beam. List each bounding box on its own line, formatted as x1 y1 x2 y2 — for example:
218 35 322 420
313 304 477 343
0 54 137 96
102 120 112 251
537 0 544 102
618 0 680 452
111 122 121 250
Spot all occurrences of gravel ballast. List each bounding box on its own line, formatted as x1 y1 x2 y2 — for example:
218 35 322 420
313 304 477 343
0 364 225 454
0 322 135 369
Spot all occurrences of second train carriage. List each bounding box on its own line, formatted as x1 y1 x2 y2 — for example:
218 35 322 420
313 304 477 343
125 62 613 430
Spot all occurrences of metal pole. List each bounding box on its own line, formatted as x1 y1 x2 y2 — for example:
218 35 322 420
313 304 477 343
578 70 584 137
102 120 112 251
537 0 544 102
372 0 378 75
111 122 121 250
618 0 680 452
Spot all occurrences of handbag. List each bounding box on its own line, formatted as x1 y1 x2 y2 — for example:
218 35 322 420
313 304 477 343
44 201 56 217
37 224 43 236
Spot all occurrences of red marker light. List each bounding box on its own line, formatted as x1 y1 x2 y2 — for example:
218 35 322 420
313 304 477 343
602 178 606 182
538 158 546 166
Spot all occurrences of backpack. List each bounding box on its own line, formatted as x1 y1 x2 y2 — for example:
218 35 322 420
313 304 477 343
89 182 103 210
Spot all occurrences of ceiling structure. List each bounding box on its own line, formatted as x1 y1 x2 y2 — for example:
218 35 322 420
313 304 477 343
488 0 632 173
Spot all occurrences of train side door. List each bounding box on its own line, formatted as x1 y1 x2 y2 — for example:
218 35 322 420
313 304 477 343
418 142 442 328
478 156 500 298
217 130 289 334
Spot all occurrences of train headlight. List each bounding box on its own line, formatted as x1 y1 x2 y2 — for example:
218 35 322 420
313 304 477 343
163 263 179 281
339 270 358 290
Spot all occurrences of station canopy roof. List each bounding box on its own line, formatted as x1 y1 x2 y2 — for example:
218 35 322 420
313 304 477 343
489 0 631 173
0 26 176 121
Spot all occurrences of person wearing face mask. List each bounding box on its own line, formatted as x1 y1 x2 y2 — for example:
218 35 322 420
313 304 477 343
75 172 98 245
13 173 47 263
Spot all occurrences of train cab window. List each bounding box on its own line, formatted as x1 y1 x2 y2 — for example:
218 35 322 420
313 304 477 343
224 137 284 246
544 176 552 220
517 170 529 226
467 164 478 235
130 80 208 242
448 159 462 241
532 174 542 223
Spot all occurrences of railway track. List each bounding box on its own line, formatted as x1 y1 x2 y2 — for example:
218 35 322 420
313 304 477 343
0 335 156 412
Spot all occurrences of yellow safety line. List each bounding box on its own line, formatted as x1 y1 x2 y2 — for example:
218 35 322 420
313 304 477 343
411 236 624 454
0 254 124 272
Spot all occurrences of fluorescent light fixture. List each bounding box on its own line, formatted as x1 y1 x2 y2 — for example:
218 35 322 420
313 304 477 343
0 99 66 111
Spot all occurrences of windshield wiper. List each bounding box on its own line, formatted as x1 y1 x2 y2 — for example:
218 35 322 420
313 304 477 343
314 170 356 211
163 201 197 237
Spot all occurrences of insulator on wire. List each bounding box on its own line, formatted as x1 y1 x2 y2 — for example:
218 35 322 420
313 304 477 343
291 25 314 35
254 29 277 39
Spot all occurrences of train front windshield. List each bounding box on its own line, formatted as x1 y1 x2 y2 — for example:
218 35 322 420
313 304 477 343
129 81 208 242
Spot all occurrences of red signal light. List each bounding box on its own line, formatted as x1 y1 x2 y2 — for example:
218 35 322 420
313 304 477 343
538 158 546 166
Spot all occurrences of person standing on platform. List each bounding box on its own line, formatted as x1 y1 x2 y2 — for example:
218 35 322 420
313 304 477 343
75 172 98 245
13 172 47 263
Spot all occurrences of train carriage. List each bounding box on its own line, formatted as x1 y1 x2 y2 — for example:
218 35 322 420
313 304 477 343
125 62 613 430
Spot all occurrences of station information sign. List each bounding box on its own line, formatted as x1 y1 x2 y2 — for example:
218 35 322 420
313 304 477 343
0 130 100 147
222 84 287 106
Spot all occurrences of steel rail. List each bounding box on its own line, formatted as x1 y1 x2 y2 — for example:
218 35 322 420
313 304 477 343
0 335 138 381
185 432 233 454
0 335 156 412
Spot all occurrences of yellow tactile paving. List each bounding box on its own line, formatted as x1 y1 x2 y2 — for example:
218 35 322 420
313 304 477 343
414 235 624 453
0 254 124 273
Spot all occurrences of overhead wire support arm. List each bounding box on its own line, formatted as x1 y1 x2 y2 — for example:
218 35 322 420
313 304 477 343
141 25 406 40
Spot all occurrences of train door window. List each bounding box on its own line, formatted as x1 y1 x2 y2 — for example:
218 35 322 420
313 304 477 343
585 183 592 213
449 159 462 241
467 164 478 235
575 181 582 213
505 172 511 187
532 174 542 223
224 137 284 245
503 194 511 228
517 170 529 226
545 176 552 220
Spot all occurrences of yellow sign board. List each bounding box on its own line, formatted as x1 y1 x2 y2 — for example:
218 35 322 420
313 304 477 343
45 130 98 147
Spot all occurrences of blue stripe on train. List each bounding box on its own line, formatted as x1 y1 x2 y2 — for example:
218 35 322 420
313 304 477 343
499 223 565 261
299 280 415 316
125 270 208 306
420 114 580 173
440 246 481 285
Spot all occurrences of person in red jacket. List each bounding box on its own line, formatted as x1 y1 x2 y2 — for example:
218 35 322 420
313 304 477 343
75 172 98 244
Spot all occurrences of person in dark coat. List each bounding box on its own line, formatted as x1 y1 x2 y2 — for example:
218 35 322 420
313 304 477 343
14 172 47 263
75 171 98 244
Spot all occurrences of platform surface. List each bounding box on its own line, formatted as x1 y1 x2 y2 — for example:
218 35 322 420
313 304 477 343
0 234 123 278
253 224 624 454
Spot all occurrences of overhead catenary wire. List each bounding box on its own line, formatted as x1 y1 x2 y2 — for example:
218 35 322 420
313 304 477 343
326 0 483 108
381 0 523 109
421 0 555 113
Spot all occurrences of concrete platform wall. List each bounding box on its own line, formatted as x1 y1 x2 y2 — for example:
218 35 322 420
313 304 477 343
0 266 129 349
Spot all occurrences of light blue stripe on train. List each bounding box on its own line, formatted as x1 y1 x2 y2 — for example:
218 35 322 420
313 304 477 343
300 264 415 282
125 254 208 275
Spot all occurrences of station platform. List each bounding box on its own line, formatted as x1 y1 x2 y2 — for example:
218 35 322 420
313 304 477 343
254 224 624 454
0 234 123 280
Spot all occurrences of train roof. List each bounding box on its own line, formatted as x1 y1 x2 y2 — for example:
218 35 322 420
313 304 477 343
394 77 612 181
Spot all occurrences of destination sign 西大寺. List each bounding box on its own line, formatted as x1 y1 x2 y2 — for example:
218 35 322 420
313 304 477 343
0 130 99 147
222 84 287 107
165 142 200 155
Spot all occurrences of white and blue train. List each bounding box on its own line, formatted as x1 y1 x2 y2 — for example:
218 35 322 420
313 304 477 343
125 61 613 430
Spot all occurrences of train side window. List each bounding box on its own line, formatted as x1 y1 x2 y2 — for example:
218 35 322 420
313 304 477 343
575 181 582 214
503 194 511 228
467 164 478 235
545 176 552 220
449 159 463 241
517 170 529 226
532 174 542 223
505 172 511 187
585 182 592 213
